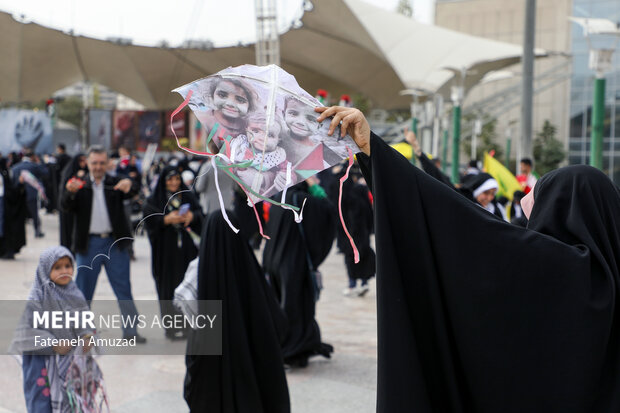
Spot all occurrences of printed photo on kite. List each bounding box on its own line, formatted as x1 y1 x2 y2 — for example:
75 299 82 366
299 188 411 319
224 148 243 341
173 64 359 201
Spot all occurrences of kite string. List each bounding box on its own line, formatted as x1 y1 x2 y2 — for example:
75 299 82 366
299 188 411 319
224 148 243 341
339 147 360 263
211 156 239 233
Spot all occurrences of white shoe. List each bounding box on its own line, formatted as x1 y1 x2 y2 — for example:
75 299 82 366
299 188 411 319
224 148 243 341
342 288 356 297
356 285 370 297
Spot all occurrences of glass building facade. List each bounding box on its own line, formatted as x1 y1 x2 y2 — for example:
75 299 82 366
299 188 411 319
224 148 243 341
569 0 620 183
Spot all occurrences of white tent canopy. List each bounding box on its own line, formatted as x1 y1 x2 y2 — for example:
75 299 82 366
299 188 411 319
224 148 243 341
0 0 546 110
569 17 620 36
341 0 544 98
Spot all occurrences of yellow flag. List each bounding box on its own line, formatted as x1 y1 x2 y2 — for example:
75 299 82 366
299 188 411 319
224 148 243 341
390 142 413 160
483 152 522 201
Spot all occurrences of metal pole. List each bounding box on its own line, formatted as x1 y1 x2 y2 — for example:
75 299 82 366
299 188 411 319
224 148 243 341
411 99 419 136
442 117 449 174
412 118 418 136
505 138 512 168
590 77 605 169
432 95 443 157
451 105 461 183
471 126 477 161
521 0 536 160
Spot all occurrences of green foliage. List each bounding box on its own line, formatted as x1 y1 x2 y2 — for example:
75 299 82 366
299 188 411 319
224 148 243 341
352 93 371 115
93 84 102 109
533 120 566 175
55 96 83 127
385 109 411 123
396 0 413 17
462 114 503 161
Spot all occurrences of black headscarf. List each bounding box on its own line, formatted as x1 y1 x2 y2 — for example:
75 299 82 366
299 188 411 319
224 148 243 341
184 210 290 413
148 165 185 209
59 153 86 186
529 165 620 274
358 133 620 413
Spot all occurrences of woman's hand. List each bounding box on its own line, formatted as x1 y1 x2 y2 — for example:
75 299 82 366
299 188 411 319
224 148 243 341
405 128 422 157
164 210 185 225
183 210 194 227
315 106 371 156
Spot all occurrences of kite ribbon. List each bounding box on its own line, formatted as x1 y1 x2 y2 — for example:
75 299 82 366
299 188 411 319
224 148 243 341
279 161 306 223
211 156 239 234
239 183 270 240
338 147 360 263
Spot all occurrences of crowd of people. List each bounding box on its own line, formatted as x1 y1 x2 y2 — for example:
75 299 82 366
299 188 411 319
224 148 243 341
4 132 375 411
5 103 620 412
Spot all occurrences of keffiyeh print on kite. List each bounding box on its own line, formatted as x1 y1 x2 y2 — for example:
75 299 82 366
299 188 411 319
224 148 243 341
170 64 361 260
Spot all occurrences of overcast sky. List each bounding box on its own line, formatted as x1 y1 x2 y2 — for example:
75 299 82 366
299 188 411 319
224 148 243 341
0 0 434 47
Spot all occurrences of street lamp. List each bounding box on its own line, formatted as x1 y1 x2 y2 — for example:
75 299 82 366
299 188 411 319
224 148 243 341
569 17 620 170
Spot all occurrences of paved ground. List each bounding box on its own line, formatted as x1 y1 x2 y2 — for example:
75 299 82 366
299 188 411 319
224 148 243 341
0 211 377 412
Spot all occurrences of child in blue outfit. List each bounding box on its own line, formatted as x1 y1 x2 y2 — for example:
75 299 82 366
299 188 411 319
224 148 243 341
10 246 106 413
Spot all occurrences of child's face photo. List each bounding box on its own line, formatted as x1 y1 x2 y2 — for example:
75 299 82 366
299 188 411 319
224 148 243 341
50 256 73 286
284 100 319 138
248 121 280 153
212 81 250 119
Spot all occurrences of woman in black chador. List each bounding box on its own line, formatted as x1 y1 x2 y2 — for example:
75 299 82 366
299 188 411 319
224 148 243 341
184 210 290 413
58 153 87 250
143 165 203 339
316 105 620 413
262 180 336 367
340 165 375 296
0 158 26 259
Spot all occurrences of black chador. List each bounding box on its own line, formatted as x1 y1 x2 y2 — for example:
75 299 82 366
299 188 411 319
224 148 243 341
263 182 336 367
0 160 26 258
358 133 620 413
340 168 375 288
184 210 290 413
58 153 87 250
143 166 203 338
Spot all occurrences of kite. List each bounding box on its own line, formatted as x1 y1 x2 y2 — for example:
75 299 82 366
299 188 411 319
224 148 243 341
171 64 361 261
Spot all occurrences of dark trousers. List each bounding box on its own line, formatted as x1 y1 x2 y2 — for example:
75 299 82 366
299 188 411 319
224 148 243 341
26 199 40 234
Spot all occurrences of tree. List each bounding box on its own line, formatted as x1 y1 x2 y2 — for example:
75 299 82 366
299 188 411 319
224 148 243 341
57 96 84 127
396 0 413 18
352 93 371 115
462 114 503 161
533 120 565 175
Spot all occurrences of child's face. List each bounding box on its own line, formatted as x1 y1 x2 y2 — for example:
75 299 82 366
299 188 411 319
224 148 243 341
284 100 319 138
50 256 73 286
248 121 280 152
212 81 250 119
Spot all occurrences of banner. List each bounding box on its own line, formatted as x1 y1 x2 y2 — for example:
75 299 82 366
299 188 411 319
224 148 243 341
88 109 112 149
112 111 138 150
0 109 53 154
137 111 162 152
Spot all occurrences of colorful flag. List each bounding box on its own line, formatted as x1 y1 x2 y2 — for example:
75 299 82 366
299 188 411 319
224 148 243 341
483 152 522 201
